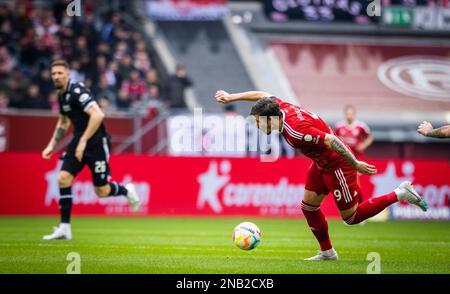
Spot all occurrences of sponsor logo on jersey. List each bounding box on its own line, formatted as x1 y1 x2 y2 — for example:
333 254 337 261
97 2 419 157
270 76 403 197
62 104 71 112
79 93 90 103
304 134 312 142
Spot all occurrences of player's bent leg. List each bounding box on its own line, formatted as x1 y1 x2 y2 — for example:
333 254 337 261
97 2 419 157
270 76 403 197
302 190 338 261
329 166 391 226
339 204 358 221
303 189 326 206
95 182 141 212
88 154 141 212
57 171 74 188
95 185 110 197
43 171 74 240
342 192 397 226
342 181 427 225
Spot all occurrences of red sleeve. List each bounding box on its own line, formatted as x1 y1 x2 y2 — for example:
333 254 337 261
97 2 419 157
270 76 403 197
359 124 371 137
296 122 327 146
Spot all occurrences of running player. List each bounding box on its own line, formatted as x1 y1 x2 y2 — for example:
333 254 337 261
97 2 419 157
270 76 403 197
215 90 428 260
334 105 373 204
42 60 141 240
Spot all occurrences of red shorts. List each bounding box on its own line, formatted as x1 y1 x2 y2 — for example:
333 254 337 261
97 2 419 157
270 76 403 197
305 163 360 211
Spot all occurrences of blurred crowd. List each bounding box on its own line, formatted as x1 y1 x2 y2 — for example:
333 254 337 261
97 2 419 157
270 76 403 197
0 0 192 113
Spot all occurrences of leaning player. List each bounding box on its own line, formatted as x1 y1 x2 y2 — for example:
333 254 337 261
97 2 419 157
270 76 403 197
334 105 373 204
215 90 427 260
41 60 141 240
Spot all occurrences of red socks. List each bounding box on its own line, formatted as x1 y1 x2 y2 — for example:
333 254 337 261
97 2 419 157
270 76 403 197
301 201 332 251
345 192 398 225
302 192 398 250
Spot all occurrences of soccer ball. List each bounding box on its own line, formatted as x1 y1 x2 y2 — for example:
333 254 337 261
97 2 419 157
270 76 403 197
232 222 261 250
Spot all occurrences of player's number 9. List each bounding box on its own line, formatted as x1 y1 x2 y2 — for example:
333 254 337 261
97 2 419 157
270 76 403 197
333 189 342 202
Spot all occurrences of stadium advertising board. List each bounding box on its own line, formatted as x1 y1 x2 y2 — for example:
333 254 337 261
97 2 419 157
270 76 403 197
384 6 450 30
263 0 379 23
0 118 7 152
146 0 228 20
0 153 448 220
263 0 450 30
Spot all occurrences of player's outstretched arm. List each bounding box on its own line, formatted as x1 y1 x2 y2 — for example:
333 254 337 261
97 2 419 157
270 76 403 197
75 103 105 162
42 115 70 160
215 90 271 104
417 121 450 138
324 133 377 175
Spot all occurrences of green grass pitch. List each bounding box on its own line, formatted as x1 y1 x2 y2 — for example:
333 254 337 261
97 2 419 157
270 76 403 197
0 217 449 274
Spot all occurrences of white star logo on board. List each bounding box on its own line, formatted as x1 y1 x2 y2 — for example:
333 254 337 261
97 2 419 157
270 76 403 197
196 161 230 213
44 161 63 206
370 161 414 197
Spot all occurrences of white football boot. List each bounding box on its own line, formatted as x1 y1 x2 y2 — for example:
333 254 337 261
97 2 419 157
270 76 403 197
342 220 367 226
395 181 428 212
125 183 141 212
305 248 339 261
43 223 72 240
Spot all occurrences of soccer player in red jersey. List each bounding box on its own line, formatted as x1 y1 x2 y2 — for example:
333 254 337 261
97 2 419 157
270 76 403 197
334 105 373 159
215 90 428 260
334 105 373 204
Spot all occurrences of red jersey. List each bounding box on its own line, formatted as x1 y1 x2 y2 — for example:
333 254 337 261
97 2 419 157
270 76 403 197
334 120 371 158
274 97 346 170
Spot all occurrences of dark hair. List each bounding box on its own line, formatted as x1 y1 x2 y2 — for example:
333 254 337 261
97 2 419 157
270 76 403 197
250 97 282 117
51 59 69 69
